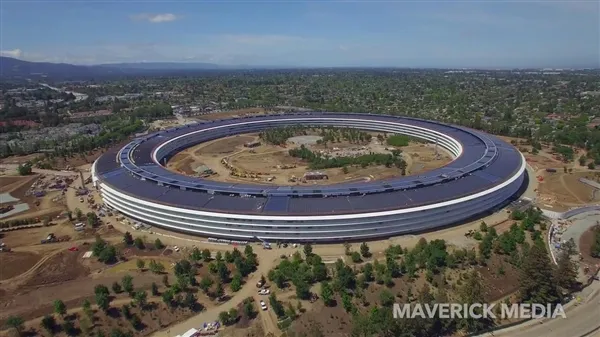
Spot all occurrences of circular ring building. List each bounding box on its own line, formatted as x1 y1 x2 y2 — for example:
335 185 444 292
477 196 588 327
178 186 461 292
91 112 527 242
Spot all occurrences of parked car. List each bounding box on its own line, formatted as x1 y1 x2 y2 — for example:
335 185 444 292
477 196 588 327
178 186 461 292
260 300 268 311
258 288 270 295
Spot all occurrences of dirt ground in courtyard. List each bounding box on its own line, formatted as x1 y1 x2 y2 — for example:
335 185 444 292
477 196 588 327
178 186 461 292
165 132 452 186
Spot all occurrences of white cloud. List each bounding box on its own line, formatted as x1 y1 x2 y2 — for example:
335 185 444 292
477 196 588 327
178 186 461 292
130 13 180 23
0 49 23 59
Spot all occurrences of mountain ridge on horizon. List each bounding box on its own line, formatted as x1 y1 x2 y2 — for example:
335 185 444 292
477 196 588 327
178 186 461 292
1 56 597 81
0 56 278 80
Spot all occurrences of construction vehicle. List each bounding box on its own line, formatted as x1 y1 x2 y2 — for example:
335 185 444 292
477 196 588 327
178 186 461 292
254 236 272 249
41 233 56 244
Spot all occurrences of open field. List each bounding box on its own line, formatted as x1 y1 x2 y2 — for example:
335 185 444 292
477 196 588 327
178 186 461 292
166 132 451 186
193 108 267 121
537 171 600 210
0 252 41 281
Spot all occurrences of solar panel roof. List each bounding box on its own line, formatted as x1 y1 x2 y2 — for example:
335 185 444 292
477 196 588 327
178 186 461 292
95 112 524 215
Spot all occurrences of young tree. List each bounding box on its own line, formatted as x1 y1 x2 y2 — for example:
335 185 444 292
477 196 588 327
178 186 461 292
480 221 489 232
219 311 232 326
303 243 313 258
183 292 197 310
133 237 145 249
379 289 394 306
154 238 164 249
136 259 145 270
230 273 242 292
243 299 256 318
4 316 24 337
202 248 211 261
149 260 166 274
74 208 83 221
199 277 214 293
351 251 362 263
190 247 202 261
112 281 123 294
215 281 225 299
320 281 334 306
40 315 56 335
133 290 147 309
151 282 159 296
122 275 134 294
98 245 118 264
224 250 234 263
53 299 67 318
96 292 111 312
62 321 75 336
83 299 94 319
162 289 174 307
121 305 132 319
123 232 133 245
363 263 374 282
341 291 354 313
360 242 371 258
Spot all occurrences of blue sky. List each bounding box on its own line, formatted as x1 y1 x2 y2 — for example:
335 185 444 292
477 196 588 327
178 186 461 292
1 0 598 68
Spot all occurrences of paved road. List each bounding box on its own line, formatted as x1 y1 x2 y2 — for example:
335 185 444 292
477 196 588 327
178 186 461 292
479 273 600 337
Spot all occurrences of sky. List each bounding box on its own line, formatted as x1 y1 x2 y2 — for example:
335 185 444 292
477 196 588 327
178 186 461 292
0 0 599 68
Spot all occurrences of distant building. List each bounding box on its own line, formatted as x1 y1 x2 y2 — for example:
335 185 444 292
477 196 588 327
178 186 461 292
244 141 261 148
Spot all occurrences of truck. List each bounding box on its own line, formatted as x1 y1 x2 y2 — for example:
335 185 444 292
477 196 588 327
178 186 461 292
41 233 56 244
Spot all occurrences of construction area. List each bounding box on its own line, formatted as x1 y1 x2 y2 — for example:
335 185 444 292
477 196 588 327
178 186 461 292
0 115 598 337
166 131 452 186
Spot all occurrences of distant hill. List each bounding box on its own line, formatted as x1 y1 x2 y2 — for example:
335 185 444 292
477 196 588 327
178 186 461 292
0 57 244 80
0 56 125 80
99 62 222 70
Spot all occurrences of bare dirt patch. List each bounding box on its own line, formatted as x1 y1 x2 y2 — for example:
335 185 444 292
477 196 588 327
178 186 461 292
199 136 256 155
477 254 521 301
289 301 353 337
0 154 41 165
0 251 41 281
24 250 89 287
193 108 266 121
0 226 56 248
538 171 600 207
167 133 451 187
0 175 39 196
